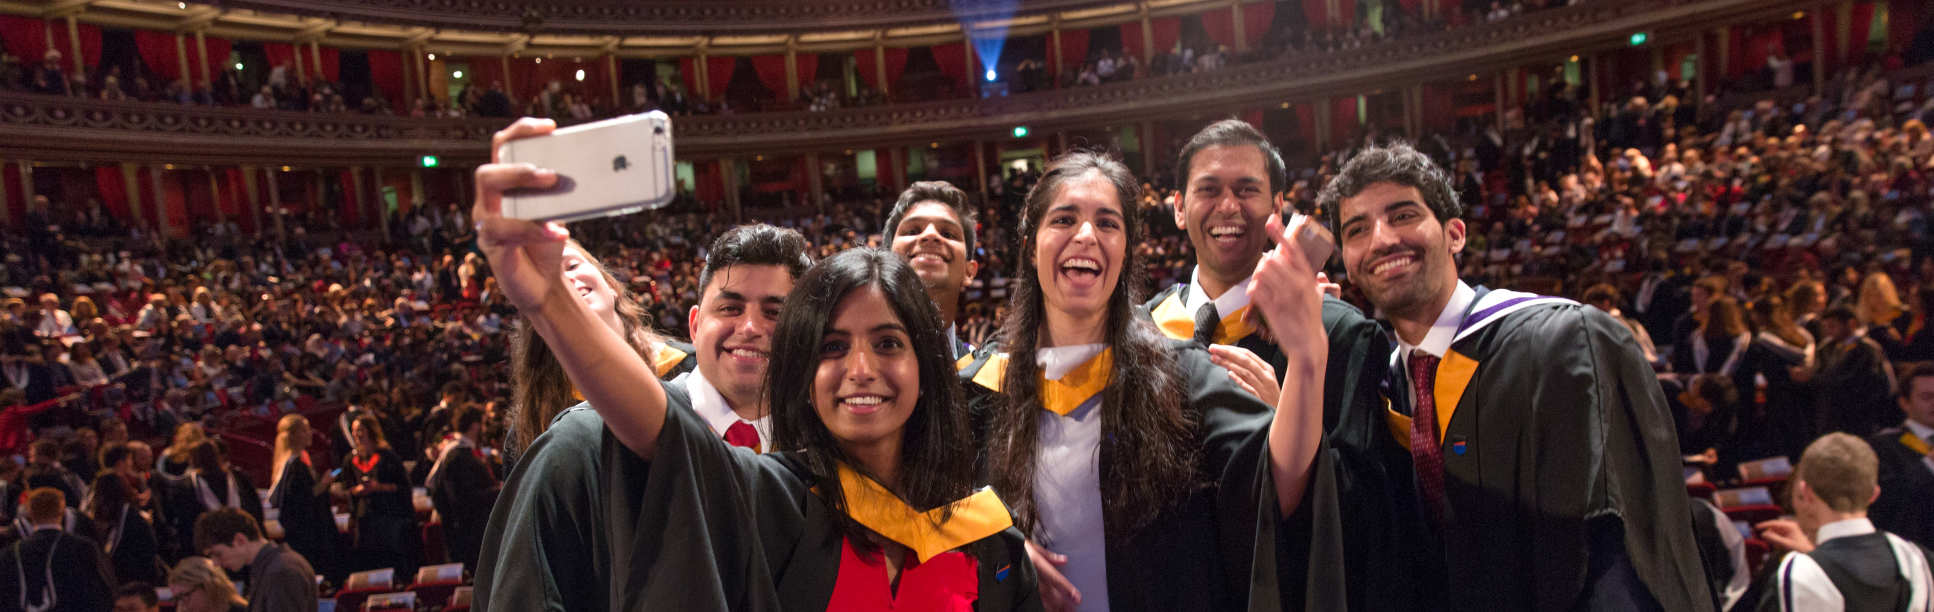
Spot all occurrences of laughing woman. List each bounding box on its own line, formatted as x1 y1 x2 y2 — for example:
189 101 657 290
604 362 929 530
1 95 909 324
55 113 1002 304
970 152 1342 611
472 119 1039 610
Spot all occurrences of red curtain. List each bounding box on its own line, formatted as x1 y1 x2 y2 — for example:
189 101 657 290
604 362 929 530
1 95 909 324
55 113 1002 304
263 43 298 77
1057 28 1090 72
2 163 23 229
47 22 101 69
338 170 361 228
706 56 735 101
1121 17 1181 60
366 49 406 111
795 54 819 89
1242 3 1275 50
933 43 971 93
1422 84 1457 132
1304 0 1328 31
1893 0 1923 54
1293 104 1314 142
750 55 789 98
1331 96 1358 142
680 57 700 97
456 55 503 91
1847 2 1876 62
0 15 47 62
217 169 244 232
200 36 231 85
316 46 341 83
695 160 723 203
183 171 216 226
132 31 181 82
93 167 128 222
1204 7 1238 49
1241 109 1265 131
875 148 899 190
854 47 910 92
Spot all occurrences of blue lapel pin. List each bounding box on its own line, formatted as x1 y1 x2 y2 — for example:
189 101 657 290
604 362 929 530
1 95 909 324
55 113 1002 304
1450 436 1468 456
995 564 1012 582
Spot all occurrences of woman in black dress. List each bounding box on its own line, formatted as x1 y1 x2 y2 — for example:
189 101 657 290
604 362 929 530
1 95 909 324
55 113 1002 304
270 413 339 580
88 472 161 586
339 414 418 578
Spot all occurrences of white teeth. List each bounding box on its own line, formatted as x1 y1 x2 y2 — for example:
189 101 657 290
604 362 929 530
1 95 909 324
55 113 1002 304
729 348 767 359
1372 257 1413 275
1062 258 1100 272
843 395 885 406
1209 226 1244 237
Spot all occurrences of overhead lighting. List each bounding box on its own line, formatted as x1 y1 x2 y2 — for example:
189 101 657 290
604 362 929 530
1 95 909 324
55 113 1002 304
280 166 292 172
427 52 437 61
234 62 244 70
164 164 176 170
534 57 542 64
930 142 940 148
574 69 586 81
420 155 439 168
984 68 997 82
452 70 463 79
1628 32 1648 46
1569 55 1579 63
1012 126 1030 138
1280 102 1290 109
177 2 187 9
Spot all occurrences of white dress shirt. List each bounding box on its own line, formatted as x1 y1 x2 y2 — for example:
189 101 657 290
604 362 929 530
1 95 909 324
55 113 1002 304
678 369 771 452
1182 266 1253 321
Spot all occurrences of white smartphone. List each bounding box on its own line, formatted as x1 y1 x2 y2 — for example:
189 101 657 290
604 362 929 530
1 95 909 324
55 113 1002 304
497 112 676 222
1285 212 1335 270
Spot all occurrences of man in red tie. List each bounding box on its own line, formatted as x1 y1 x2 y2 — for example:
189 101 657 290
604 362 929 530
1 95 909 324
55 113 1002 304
680 224 811 453
1317 143 1713 611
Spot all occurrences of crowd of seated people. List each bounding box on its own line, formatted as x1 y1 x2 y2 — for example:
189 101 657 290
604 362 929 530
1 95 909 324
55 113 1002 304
0 44 1933 608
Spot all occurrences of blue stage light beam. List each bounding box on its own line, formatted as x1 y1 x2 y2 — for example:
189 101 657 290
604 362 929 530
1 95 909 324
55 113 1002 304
952 0 1014 84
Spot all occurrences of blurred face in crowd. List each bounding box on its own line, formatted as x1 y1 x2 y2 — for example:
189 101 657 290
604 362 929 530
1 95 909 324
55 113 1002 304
203 534 251 571
689 264 792 412
1032 171 1128 341
889 201 978 303
1900 374 1934 428
1337 182 1467 326
812 286 919 456
352 420 377 455
1176 145 1277 290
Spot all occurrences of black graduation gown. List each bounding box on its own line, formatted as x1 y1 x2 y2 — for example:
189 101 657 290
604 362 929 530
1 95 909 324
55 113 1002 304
475 378 1044 611
268 455 338 577
102 502 162 587
1141 286 1387 436
1332 287 1714 611
0 528 115 612
958 340 1346 611
428 442 498 571
164 469 264 557
1867 427 1934 551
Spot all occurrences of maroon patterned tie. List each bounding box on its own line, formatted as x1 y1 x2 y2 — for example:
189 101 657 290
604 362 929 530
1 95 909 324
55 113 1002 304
1408 352 1447 525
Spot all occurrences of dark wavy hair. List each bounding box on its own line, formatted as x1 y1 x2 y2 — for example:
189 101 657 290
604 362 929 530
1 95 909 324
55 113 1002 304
508 239 664 453
1176 118 1288 194
987 151 1197 537
765 248 977 548
1316 141 1462 242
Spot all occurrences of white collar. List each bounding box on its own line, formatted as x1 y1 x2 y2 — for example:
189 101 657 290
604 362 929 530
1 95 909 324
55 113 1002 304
1814 517 1877 545
1183 267 1253 318
682 369 770 450
946 323 963 359
1905 419 1934 441
1398 281 1477 363
1037 343 1107 381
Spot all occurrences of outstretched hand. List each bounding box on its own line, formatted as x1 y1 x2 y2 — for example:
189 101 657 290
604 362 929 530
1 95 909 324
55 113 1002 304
472 118 570 314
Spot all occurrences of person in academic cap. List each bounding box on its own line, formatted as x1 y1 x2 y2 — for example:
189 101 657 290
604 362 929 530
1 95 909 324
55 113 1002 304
1318 142 1713 610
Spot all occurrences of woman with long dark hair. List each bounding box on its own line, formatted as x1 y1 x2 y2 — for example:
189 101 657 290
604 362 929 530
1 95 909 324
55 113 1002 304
337 414 418 578
475 227 1041 609
506 239 694 454
88 471 162 586
972 151 1339 610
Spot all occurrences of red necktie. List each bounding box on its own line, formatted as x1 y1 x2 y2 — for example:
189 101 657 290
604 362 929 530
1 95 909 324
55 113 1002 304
1408 353 1447 526
724 421 761 453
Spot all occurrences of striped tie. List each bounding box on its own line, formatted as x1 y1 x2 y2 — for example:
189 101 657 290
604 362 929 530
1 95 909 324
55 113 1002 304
1408 352 1447 526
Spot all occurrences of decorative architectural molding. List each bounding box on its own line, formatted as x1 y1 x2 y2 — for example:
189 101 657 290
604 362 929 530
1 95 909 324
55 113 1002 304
0 0 1814 166
212 0 1120 36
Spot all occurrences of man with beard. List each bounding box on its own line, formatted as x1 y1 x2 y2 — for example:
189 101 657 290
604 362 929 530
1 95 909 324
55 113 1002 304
880 181 981 358
1318 142 1712 610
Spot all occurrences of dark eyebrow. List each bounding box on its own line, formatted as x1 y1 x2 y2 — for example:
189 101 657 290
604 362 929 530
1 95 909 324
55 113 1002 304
715 291 747 302
1341 200 1424 232
758 296 786 307
871 323 908 335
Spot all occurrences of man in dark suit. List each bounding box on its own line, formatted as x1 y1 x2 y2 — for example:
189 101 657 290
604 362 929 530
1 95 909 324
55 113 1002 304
1809 306 1900 437
428 407 500 572
0 488 114 611
1868 362 1934 550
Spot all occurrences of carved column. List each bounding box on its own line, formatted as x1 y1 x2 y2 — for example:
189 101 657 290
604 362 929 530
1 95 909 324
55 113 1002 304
350 166 367 229
973 139 989 201
65 16 83 75
805 153 824 209
785 40 801 101
501 55 514 95
874 43 889 96
1231 0 1248 54
311 41 324 82
120 163 146 230
608 53 621 106
206 169 225 226
239 165 261 235
1694 33 1708 101
371 167 390 236
149 165 171 237
195 30 210 88
175 34 192 88
267 168 286 240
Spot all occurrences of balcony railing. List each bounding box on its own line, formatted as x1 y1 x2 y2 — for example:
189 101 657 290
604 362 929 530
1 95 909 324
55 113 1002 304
0 0 1814 167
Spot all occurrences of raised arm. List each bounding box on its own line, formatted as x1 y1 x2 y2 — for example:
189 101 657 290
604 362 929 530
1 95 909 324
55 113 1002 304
471 117 668 459
1245 214 1330 517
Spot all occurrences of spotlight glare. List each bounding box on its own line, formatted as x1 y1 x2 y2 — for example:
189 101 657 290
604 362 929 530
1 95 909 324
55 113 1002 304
427 52 437 61
985 68 997 82
452 70 463 79
574 69 586 82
